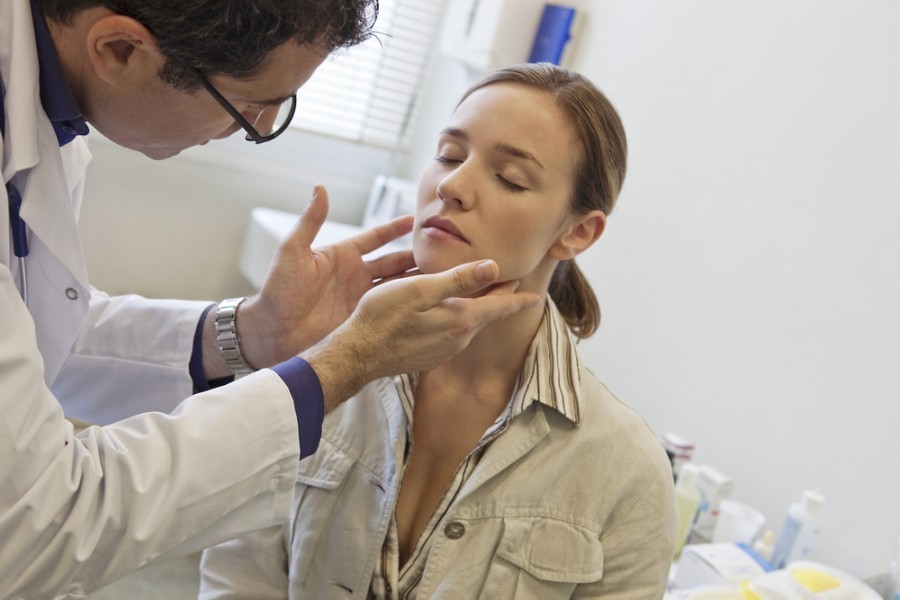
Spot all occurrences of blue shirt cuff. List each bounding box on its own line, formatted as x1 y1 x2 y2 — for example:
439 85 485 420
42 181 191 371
271 357 324 459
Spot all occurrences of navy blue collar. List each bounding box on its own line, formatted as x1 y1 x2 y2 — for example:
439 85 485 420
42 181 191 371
31 0 90 146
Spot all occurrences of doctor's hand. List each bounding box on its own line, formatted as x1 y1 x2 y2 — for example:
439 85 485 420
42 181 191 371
301 260 542 413
236 185 416 369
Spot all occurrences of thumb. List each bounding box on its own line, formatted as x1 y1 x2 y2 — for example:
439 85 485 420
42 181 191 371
285 185 330 248
427 259 500 302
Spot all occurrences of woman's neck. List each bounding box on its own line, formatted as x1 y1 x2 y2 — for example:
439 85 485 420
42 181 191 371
416 297 547 415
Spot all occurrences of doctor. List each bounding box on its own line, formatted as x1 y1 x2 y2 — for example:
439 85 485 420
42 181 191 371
0 1 540 598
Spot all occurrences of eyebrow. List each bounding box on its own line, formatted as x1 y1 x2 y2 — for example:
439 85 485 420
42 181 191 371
236 93 295 107
441 127 545 170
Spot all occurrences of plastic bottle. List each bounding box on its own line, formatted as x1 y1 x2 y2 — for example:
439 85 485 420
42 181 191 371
662 432 695 479
770 490 825 569
673 463 702 559
687 465 734 545
752 529 775 565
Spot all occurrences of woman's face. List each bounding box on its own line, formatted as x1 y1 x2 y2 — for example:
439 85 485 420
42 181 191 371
413 83 583 292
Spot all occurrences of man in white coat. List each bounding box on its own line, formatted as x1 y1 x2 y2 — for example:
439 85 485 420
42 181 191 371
0 1 540 598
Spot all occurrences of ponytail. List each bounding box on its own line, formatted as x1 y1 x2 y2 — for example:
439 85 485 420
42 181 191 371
549 260 600 339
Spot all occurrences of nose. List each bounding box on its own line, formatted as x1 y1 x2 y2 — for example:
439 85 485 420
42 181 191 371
213 120 244 140
436 163 475 210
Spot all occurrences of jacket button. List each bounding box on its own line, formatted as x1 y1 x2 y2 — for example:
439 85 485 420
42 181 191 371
444 522 465 539
65 288 79 300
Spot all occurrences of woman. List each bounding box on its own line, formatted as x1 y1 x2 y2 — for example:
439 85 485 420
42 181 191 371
199 63 676 599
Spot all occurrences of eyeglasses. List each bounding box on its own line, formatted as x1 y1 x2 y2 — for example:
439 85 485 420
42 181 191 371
103 3 297 144
190 68 298 144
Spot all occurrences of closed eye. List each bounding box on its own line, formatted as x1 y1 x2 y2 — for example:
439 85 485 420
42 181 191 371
497 175 528 192
435 155 462 165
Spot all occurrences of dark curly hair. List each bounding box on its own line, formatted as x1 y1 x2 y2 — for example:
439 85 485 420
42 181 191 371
36 0 379 90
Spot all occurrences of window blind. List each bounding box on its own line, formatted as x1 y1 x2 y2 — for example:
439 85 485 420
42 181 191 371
292 0 446 149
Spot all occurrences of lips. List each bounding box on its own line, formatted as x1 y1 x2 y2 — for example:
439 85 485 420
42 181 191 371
421 215 469 243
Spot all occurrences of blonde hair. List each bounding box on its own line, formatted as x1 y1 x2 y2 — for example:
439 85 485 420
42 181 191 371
460 63 627 338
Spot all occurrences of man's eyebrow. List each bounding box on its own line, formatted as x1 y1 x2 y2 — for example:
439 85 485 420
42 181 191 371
237 93 294 107
439 127 544 170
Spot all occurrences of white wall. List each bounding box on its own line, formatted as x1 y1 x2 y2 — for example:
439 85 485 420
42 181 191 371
563 0 900 579
79 0 900 580
397 0 900 580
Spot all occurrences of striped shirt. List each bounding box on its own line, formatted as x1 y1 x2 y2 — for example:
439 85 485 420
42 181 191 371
368 300 583 599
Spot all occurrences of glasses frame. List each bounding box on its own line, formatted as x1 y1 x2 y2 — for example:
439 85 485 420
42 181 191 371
104 2 297 144
189 68 298 144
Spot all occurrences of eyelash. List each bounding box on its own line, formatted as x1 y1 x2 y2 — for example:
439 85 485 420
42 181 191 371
435 156 528 192
497 176 527 192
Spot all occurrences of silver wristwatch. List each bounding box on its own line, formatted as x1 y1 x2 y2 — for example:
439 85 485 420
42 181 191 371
215 297 254 376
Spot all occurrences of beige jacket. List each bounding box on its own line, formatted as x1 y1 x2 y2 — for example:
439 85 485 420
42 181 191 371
200 368 676 599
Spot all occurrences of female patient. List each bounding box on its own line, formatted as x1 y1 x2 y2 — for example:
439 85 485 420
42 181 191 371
199 63 676 599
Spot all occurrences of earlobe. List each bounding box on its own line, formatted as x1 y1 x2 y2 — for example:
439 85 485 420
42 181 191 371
549 210 606 260
86 15 162 86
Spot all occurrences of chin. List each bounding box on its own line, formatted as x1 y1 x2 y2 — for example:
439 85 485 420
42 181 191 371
413 249 465 275
139 144 188 160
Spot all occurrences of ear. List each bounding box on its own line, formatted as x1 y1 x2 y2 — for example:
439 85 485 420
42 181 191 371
549 210 606 260
85 14 163 88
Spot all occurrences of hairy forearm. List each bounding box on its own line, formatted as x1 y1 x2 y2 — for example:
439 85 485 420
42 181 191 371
300 323 377 414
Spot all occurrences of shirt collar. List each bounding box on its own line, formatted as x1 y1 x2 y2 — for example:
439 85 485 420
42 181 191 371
395 299 584 427
31 0 90 146
509 299 583 424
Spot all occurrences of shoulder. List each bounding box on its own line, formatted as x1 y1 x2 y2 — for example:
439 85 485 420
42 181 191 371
569 366 671 477
534 366 674 521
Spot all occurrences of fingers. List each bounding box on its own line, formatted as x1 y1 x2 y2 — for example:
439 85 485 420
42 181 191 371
416 259 502 305
367 250 417 281
349 214 414 256
465 288 543 325
285 185 330 249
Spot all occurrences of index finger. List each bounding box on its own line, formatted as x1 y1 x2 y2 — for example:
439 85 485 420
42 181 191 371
459 287 543 326
348 215 414 256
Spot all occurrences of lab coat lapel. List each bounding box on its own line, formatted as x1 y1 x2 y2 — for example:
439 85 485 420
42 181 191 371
18 127 91 290
458 405 551 500
1 0 42 183
2 0 91 290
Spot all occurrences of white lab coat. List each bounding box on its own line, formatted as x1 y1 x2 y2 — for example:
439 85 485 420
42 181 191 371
1 1 300 598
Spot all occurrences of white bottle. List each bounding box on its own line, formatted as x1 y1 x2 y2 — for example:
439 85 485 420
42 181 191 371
673 463 702 560
752 529 775 564
770 490 825 569
687 465 734 545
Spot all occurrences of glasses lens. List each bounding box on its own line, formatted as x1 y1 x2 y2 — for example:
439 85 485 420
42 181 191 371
250 96 297 140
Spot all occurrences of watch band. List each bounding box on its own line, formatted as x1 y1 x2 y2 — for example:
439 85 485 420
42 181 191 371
215 297 254 376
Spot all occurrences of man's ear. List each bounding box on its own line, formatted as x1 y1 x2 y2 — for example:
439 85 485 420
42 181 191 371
549 210 606 260
85 14 163 87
